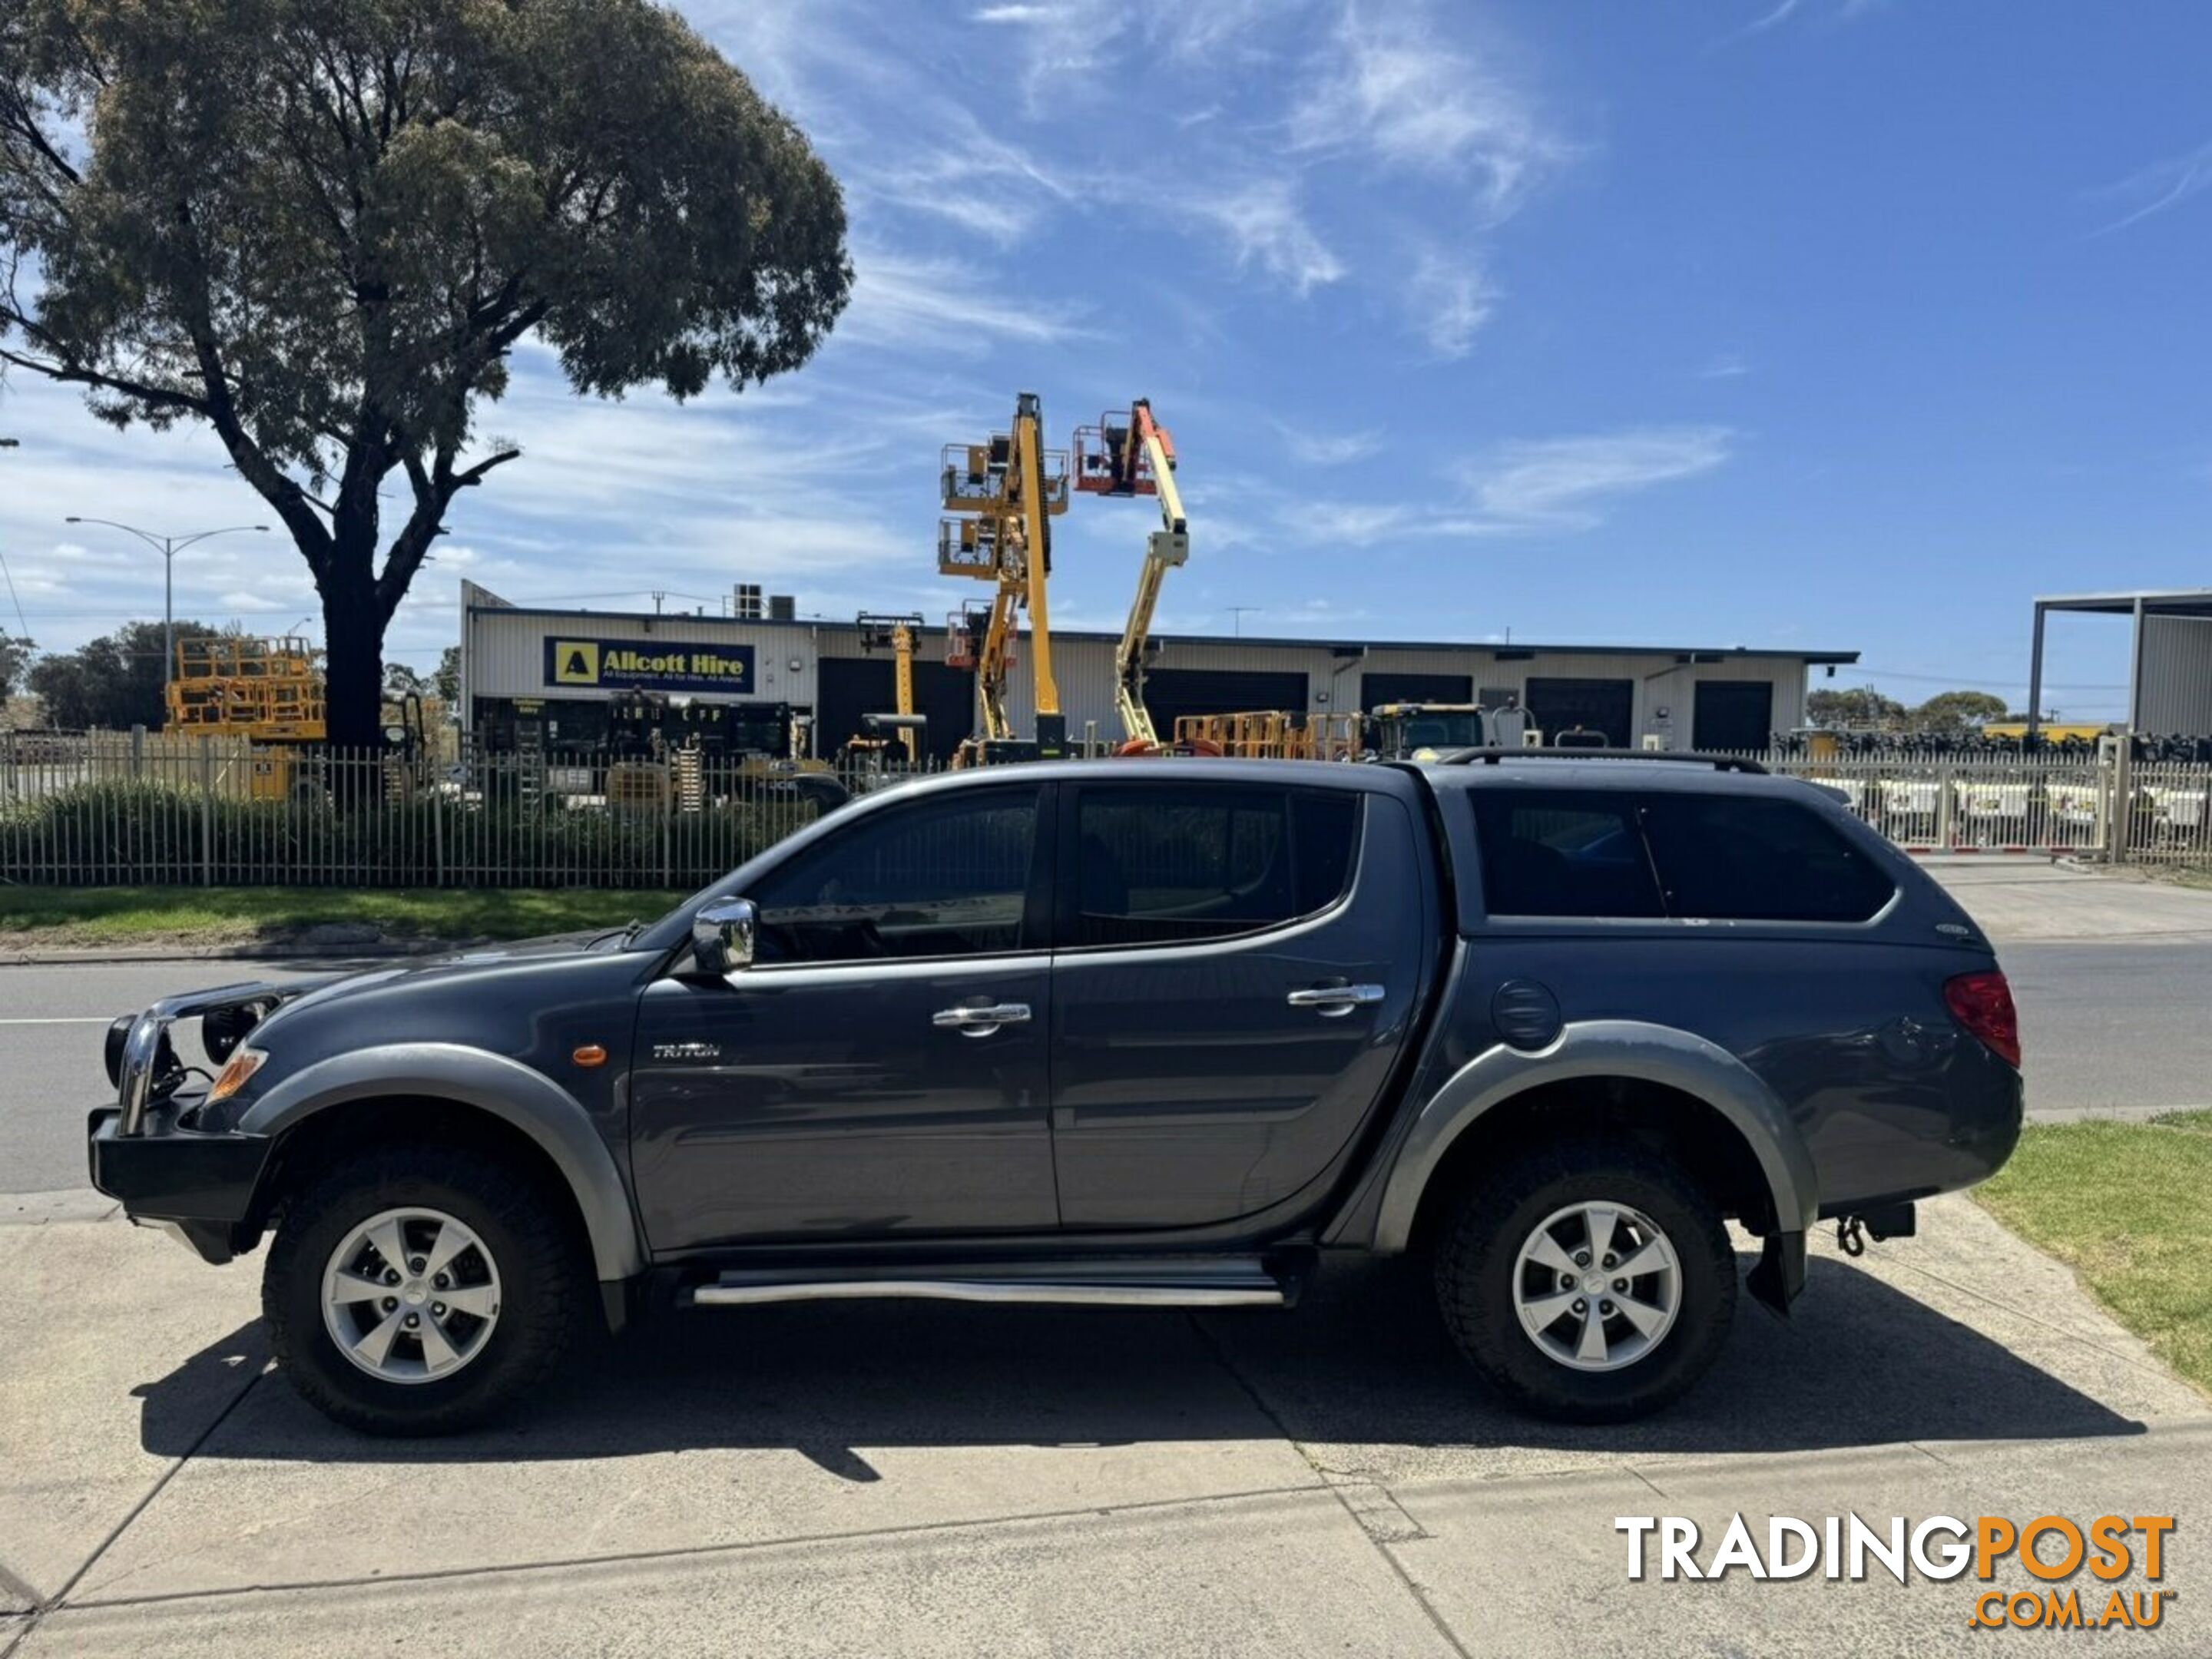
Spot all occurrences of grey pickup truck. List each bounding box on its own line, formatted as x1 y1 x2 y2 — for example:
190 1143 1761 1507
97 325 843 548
88 752 2023 1434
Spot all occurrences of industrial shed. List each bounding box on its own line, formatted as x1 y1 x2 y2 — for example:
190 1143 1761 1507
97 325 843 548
2029 588 2212 736
456 581 1859 760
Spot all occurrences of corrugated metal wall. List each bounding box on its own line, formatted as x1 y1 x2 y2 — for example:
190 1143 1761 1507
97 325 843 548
2137 616 2212 733
460 595 1822 755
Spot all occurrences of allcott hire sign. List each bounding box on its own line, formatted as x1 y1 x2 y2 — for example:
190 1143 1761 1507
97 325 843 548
544 637 757 694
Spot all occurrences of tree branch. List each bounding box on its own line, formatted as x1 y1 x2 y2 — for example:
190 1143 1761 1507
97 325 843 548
448 445 522 492
0 343 208 416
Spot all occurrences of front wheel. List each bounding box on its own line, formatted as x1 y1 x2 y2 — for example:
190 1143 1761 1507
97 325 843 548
263 1145 582 1435
1433 1140 1736 1422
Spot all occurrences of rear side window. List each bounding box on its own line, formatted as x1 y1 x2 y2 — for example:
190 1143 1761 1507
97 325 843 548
1469 791 1664 919
1641 795 1894 922
1069 784 1361 947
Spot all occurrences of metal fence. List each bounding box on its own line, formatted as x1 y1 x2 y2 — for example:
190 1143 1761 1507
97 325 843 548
0 736 857 889
5 732 2212 888
1753 750 2212 863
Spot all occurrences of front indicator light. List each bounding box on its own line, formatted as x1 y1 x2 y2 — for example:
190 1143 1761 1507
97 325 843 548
207 1047 267 1104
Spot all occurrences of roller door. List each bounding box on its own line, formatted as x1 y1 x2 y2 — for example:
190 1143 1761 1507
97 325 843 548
1362 671 1474 710
1524 677 1634 747
1691 680 1774 753
1143 669 1310 734
817 657 975 762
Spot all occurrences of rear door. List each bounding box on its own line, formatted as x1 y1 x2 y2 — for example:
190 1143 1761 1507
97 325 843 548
1046 777 1429 1229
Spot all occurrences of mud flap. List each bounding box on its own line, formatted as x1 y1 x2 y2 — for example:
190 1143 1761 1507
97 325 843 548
1747 1229 1805 1320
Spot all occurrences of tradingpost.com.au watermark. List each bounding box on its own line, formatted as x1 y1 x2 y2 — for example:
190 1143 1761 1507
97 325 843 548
1618 1512 2177 1631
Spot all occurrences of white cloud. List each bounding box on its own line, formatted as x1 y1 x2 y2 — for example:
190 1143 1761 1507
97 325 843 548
2091 138 2212 236
1134 0 1288 62
1699 353 1751 379
856 127 1073 246
1288 2 1563 220
1738 0 1803 35
967 0 1282 111
1407 250 1497 359
1269 426 1736 548
1713 0 1886 46
1178 179 1344 295
1461 427 1735 529
1273 421 1383 466
1278 501 1417 547
834 250 1096 350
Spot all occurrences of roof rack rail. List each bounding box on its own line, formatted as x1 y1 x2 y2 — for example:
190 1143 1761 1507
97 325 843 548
1435 747 1769 775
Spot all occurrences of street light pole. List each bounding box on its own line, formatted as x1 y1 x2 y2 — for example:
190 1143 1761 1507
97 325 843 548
63 518 270 695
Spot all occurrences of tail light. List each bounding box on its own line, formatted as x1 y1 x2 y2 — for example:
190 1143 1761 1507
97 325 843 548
1944 971 2020 1068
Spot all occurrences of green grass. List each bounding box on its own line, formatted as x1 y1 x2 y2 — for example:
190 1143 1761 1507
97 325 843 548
2151 1108 2212 1134
1975 1120 2212 1395
0 886 685 949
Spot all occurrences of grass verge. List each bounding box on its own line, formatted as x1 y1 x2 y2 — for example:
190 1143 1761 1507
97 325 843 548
1975 1118 2212 1395
0 886 686 950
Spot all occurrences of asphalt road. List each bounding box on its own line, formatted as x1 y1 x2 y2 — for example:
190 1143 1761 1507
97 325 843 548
3 939 2207 1197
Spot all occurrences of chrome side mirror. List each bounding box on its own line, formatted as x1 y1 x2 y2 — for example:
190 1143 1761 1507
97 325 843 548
692 897 757 975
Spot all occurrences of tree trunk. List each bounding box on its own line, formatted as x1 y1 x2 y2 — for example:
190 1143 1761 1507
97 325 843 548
320 482 389 753
320 575 387 751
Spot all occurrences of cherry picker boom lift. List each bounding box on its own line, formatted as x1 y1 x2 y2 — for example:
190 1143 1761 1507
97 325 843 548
939 391 1070 765
1073 399 1188 753
853 612 924 767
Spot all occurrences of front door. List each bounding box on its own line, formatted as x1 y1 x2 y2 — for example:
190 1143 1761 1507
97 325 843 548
631 783 1058 1250
1046 779 1429 1230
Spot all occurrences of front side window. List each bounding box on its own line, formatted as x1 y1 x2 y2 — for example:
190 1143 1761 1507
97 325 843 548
1070 784 1360 947
1469 790 1664 919
750 789 1038 962
1641 795 1895 922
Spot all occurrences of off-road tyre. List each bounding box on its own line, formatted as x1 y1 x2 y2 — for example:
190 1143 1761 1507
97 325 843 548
1433 1138 1736 1422
263 1144 582 1435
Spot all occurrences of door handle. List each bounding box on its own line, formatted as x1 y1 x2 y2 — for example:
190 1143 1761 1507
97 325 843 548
932 1002 1032 1036
1286 984 1386 1018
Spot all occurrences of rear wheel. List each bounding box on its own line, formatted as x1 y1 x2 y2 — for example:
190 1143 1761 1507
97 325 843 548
1433 1140 1735 1422
263 1145 581 1435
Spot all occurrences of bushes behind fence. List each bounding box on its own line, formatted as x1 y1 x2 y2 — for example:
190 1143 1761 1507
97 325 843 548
0 778 823 888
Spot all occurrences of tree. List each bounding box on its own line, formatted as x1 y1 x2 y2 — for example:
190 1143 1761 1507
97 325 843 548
0 633 31 700
1911 689 2008 734
432 644 460 707
26 620 222 730
1 1 851 745
1806 687 1906 730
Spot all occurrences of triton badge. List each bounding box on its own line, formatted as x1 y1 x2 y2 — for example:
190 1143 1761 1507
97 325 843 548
651 1041 723 1062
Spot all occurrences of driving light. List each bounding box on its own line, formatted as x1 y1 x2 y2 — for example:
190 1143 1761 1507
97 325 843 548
206 1047 267 1104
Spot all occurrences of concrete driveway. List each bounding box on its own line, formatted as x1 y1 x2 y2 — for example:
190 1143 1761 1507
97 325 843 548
1926 857 2212 944
2 1191 2205 1657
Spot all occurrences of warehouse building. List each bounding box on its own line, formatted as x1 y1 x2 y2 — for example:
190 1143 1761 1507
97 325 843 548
456 580 1859 760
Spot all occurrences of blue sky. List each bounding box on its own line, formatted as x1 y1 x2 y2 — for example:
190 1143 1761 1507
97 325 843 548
3 0 2209 720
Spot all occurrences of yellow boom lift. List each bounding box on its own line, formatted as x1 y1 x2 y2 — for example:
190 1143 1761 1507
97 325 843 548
853 612 925 768
1073 399 1189 754
939 391 1070 765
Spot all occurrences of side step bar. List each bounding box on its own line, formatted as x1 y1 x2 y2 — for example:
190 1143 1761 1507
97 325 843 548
684 1256 1294 1310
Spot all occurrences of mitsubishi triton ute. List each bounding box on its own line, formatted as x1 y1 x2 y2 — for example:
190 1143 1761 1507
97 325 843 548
88 751 2023 1434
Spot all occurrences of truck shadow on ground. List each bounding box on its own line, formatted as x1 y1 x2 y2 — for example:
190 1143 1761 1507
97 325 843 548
136 1250 2157 1476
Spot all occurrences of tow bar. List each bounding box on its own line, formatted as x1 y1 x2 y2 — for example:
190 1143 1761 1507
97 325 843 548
1837 1201 1919 1258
